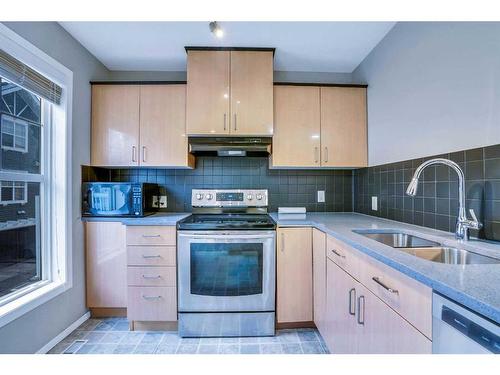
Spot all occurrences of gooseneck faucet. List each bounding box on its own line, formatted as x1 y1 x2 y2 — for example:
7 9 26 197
406 158 482 241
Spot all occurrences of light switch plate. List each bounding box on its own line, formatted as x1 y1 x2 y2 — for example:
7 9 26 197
317 190 325 203
371 196 378 211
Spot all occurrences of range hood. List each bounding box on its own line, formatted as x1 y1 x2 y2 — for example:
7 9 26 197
188 137 272 157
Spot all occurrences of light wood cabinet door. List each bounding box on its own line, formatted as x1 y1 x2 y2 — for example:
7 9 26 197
277 227 313 323
320 87 367 167
312 229 327 333
91 85 140 166
85 222 127 308
356 283 432 354
230 51 273 136
186 51 230 135
272 86 321 167
139 85 194 168
323 259 358 354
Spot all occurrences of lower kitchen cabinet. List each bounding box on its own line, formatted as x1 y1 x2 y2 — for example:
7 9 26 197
323 258 431 354
356 282 431 354
323 259 358 353
312 228 327 332
277 227 313 324
126 225 178 326
85 222 127 310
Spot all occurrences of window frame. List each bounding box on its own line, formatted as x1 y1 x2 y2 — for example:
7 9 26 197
1 114 29 153
0 180 28 205
0 23 73 328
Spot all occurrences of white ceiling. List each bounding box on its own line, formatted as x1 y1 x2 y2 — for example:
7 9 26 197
59 22 395 73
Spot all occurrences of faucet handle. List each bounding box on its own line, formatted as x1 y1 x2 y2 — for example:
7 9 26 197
469 208 478 222
468 208 483 230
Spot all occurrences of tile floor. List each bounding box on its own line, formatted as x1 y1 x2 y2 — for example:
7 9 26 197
48 317 329 354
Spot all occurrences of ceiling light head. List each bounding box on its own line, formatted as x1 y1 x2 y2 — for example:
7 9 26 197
209 21 224 38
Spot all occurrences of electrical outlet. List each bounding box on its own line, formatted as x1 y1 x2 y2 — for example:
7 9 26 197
371 196 378 211
152 196 159 208
159 195 167 208
317 190 325 203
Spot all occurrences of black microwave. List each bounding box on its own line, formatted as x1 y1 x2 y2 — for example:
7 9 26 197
82 182 160 217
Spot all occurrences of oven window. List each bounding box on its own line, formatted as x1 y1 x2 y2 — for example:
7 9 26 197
190 243 263 296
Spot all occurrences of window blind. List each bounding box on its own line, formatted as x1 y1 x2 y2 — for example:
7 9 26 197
0 48 62 105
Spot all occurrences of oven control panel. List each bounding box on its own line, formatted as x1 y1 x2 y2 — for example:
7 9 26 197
191 189 268 207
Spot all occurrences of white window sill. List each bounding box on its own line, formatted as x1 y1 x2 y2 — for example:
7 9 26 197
0 280 71 329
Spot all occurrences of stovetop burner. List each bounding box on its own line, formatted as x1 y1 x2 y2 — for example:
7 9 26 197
177 214 276 231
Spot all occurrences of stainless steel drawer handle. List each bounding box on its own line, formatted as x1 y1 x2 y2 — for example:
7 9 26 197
331 249 346 258
314 147 319 163
142 234 161 238
234 113 237 131
357 296 365 325
142 275 162 279
142 254 162 259
132 146 137 162
348 288 356 316
281 233 285 252
223 113 227 131
324 147 329 163
142 295 162 300
142 146 147 162
372 276 399 294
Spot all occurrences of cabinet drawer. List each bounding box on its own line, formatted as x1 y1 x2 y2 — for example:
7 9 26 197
127 246 176 266
359 256 432 339
127 286 177 321
127 266 176 287
326 235 361 279
126 226 176 246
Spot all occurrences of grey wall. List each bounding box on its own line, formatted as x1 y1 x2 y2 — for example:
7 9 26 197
352 22 500 166
0 22 109 353
107 70 355 84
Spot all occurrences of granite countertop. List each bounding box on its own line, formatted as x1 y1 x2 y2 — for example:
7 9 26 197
81 212 190 225
271 212 500 324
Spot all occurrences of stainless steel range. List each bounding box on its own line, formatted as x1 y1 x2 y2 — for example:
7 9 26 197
176 189 276 337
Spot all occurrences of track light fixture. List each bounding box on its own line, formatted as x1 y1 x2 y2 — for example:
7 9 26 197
209 21 224 38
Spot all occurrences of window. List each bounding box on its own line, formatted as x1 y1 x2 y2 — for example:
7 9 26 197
0 180 27 204
0 23 73 328
1 115 28 153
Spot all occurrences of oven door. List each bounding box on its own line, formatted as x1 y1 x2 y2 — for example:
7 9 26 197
177 231 275 312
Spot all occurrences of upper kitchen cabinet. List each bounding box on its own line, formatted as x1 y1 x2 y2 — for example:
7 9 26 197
186 50 230 135
91 84 194 168
320 87 367 167
271 84 367 168
91 85 140 167
230 51 274 135
139 85 194 168
272 85 321 167
186 48 274 136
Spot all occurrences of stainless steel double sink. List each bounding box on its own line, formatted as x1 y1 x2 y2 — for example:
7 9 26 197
353 230 500 265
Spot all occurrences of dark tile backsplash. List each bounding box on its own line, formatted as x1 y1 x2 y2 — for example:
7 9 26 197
82 157 353 213
353 144 500 241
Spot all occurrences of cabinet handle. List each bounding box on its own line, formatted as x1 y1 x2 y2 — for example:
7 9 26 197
142 146 146 162
142 234 161 238
348 288 356 316
314 147 319 163
142 275 162 279
132 146 137 162
357 296 365 325
142 295 162 300
224 113 227 131
281 232 285 252
234 113 237 131
324 147 328 163
142 254 162 259
372 276 399 294
331 249 346 259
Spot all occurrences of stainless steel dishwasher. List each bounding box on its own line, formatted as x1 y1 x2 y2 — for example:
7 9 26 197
433 293 499 353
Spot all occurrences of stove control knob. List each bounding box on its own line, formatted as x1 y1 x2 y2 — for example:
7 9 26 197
196 193 204 200
256 194 263 200
246 194 253 201
206 193 213 200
